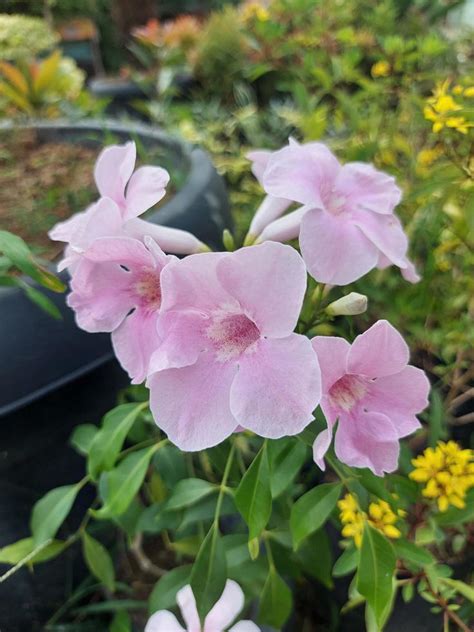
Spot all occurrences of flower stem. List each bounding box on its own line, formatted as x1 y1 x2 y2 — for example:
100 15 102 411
214 441 236 526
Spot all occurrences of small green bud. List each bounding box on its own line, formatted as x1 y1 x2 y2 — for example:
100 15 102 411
326 292 368 317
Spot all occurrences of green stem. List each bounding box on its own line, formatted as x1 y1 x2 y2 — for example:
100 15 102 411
325 453 353 490
214 442 236 526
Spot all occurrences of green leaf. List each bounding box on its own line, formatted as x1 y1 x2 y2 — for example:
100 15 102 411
235 443 272 541
297 529 333 588
94 445 159 519
333 546 359 577
440 578 474 603
70 424 98 456
393 540 435 568
0 537 65 566
269 438 308 498
31 482 85 546
190 522 227 622
22 284 62 319
290 482 342 550
258 566 292 629
434 489 474 526
166 478 217 511
357 524 396 630
110 610 132 632
428 388 447 446
0 230 65 292
149 565 192 613
82 531 115 592
88 403 147 479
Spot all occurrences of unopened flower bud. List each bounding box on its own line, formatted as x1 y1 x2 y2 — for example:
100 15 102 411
326 292 368 317
222 228 235 251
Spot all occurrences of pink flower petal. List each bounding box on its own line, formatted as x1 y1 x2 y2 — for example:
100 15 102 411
112 310 161 384
230 335 321 438
216 242 307 338
204 580 244 632
335 411 400 475
334 162 401 215
124 165 170 219
257 206 307 243
347 320 409 378
145 611 186 632
126 218 207 255
82 235 156 270
401 259 420 283
364 365 430 437
262 143 340 207
248 195 292 239
312 427 332 471
246 149 272 184
150 310 208 373
67 260 133 333
148 352 238 451
311 336 350 392
176 585 201 632
94 141 136 206
228 622 260 632
351 211 408 268
300 209 379 285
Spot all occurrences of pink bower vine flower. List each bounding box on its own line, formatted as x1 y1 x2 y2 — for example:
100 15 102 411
257 140 419 285
67 236 174 383
147 241 321 451
49 141 207 270
145 581 259 632
312 320 430 476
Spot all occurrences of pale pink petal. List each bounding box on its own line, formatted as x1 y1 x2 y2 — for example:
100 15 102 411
248 195 292 238
364 365 430 437
149 310 208 373
228 622 260 632
351 211 408 268
126 218 208 255
262 143 340 207
347 320 409 378
124 165 170 219
148 352 238 451
159 252 231 313
144 235 174 268
176 585 201 632
300 209 379 285
311 336 350 392
334 163 401 215
335 411 400 475
246 149 272 183
145 611 186 632
49 208 88 242
230 335 321 438
94 141 136 205
67 260 133 333
312 427 332 471
216 242 306 338
204 580 244 632
257 206 307 243
82 236 156 270
112 310 161 384
401 259 420 283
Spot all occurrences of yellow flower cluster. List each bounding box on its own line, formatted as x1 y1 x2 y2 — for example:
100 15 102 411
424 80 471 134
338 493 404 548
417 146 443 168
241 1 270 23
410 441 474 512
453 84 474 97
371 60 391 78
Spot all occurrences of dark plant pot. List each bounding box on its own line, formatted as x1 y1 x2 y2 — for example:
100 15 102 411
0 119 231 631
88 78 148 117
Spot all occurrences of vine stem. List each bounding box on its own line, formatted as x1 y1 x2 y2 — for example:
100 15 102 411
325 453 353 490
214 442 236 526
0 538 53 584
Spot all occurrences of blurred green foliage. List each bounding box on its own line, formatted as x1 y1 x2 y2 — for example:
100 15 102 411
0 13 58 60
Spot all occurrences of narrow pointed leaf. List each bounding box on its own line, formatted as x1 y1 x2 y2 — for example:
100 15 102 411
235 443 272 541
82 531 115 591
290 482 342 549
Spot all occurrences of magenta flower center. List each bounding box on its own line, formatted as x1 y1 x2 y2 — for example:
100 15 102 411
328 374 368 412
133 270 162 311
206 311 261 362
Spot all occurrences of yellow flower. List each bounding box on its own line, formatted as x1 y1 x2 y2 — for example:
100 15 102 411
410 441 474 512
464 86 474 97
453 84 464 95
417 146 443 168
371 60 391 78
424 81 472 134
338 494 404 548
241 2 270 23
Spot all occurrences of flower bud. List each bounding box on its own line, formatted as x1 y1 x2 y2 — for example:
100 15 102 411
326 292 368 317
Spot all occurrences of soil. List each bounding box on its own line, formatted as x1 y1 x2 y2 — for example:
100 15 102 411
0 130 98 262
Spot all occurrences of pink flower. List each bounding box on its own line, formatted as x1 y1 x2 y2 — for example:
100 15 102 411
145 580 259 632
147 241 321 451
261 141 419 285
67 236 174 383
312 320 430 475
49 141 207 270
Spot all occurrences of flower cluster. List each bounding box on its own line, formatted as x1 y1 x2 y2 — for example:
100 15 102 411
409 441 474 512
338 493 404 548
424 80 472 135
51 139 430 476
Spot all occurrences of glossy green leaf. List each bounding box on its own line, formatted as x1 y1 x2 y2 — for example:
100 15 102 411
269 438 308 498
31 482 84 546
190 522 227 621
297 529 333 588
258 566 292 629
333 546 359 577
290 482 342 550
235 443 272 541
22 283 62 319
357 524 396 630
0 537 65 566
149 565 192 613
70 424 98 456
440 578 474 603
110 610 132 632
393 540 435 568
88 403 147 479
82 531 115 592
166 478 217 511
